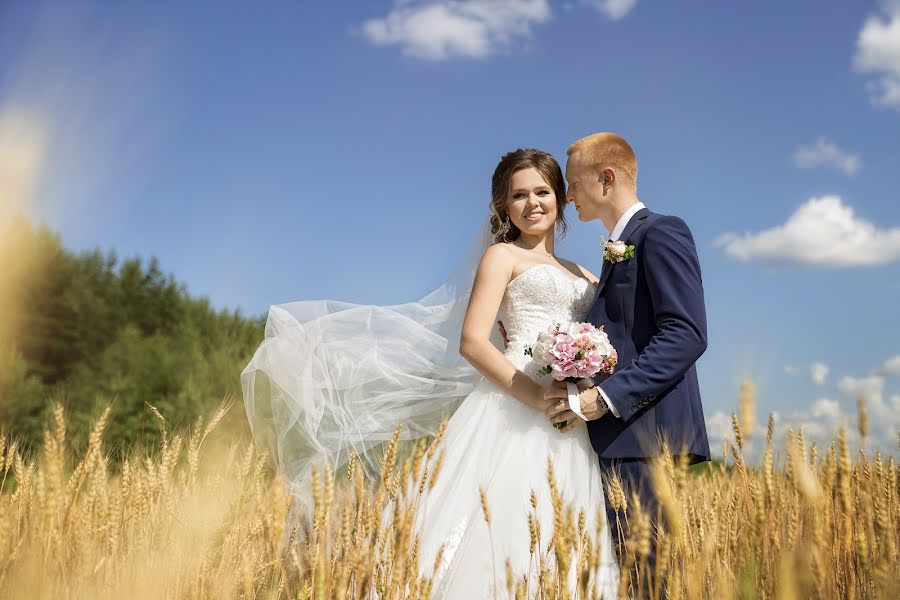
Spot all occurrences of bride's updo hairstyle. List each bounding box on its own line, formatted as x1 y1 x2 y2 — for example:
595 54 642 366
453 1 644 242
489 148 569 244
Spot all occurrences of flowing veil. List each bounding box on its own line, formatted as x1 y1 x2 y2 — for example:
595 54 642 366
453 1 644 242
241 219 501 509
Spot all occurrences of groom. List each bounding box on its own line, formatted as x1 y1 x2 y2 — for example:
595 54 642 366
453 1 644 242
547 132 711 570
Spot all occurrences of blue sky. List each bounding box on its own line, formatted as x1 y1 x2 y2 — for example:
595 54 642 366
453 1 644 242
1 0 898 455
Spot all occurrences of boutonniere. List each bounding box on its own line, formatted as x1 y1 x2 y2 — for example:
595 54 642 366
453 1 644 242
603 239 635 263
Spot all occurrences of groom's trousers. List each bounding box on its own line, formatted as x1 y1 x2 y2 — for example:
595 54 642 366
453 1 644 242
599 458 662 580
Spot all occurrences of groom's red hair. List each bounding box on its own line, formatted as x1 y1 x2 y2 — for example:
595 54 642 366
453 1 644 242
567 132 638 187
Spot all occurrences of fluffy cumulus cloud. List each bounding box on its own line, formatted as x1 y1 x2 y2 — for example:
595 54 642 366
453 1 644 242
838 374 885 399
361 0 551 60
789 397 852 443
360 0 637 59
793 137 861 175
705 411 738 454
708 361 900 460
810 362 829 386
715 196 900 267
785 362 830 386
854 1 900 109
758 375 890 451
587 0 638 21
836 374 899 445
707 392 896 461
883 354 900 375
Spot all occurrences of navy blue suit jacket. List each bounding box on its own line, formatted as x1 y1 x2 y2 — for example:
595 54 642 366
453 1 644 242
586 208 711 463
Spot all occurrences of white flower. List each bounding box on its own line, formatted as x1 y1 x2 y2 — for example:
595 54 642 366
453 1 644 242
603 239 636 263
609 241 627 254
531 331 555 363
585 329 613 356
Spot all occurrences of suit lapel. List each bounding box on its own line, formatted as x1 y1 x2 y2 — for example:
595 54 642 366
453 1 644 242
618 207 650 245
593 258 614 302
592 208 651 302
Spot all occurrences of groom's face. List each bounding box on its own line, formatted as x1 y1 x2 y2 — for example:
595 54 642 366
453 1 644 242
565 153 606 222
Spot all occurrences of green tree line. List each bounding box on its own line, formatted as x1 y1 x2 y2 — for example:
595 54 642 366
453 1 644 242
0 215 265 455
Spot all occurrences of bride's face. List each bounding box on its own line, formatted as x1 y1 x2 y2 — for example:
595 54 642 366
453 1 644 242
506 168 558 238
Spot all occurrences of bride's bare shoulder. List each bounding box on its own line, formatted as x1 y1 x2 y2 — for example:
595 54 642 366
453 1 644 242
481 241 515 262
477 242 517 276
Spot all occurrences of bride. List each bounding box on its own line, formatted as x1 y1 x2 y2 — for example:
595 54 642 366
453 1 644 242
242 148 619 597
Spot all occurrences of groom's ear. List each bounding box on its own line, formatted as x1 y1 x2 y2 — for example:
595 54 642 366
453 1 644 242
600 167 616 189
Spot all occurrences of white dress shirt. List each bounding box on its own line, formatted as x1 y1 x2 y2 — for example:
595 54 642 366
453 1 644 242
596 201 645 418
609 201 646 242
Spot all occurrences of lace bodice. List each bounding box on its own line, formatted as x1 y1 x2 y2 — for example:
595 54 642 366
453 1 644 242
497 264 597 379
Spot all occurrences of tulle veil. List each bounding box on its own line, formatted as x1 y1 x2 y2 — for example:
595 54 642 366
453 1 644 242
241 219 501 510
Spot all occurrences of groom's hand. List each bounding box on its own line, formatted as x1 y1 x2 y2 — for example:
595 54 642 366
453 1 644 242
577 386 610 421
544 381 609 427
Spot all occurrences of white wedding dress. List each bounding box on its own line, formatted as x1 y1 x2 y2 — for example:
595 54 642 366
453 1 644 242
413 263 619 598
242 233 620 598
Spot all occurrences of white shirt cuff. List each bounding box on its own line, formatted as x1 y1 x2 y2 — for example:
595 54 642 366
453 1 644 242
596 386 621 418
566 382 587 421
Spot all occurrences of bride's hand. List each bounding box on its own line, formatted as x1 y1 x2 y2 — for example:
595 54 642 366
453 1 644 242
549 405 582 432
536 379 565 410
542 382 577 432
497 320 509 348
523 380 559 413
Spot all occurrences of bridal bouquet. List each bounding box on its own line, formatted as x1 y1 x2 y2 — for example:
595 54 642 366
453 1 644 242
524 322 618 428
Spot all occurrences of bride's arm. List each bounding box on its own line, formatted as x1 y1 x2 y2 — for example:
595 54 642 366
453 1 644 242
459 245 549 412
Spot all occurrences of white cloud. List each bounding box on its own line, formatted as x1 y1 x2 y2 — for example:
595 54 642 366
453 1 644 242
705 411 734 452
883 354 900 375
361 0 551 60
708 360 900 459
810 397 842 422
854 2 900 109
795 398 850 442
715 196 900 267
708 387 897 461
837 374 899 447
587 0 638 21
810 362 829 386
779 398 844 445
837 374 884 400
793 137 861 175
785 362 829 386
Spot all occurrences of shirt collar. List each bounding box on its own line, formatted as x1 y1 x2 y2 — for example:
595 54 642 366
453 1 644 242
609 201 646 241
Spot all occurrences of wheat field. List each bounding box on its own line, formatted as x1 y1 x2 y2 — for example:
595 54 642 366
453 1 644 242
0 392 897 599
